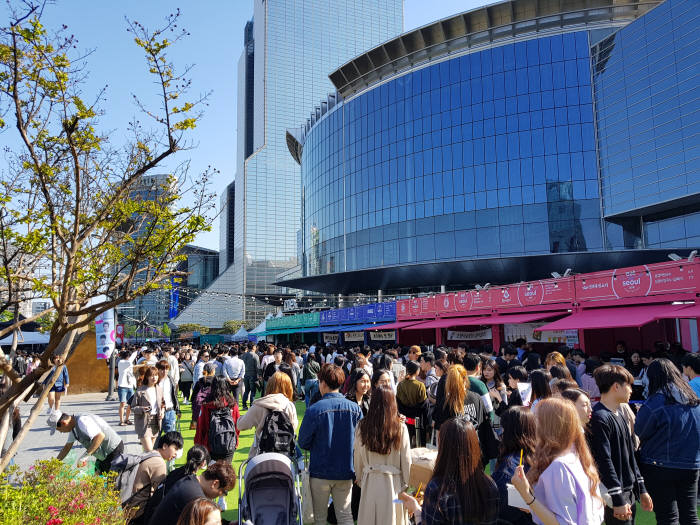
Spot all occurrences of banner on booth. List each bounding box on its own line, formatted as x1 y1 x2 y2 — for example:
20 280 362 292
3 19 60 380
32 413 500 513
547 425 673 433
96 309 116 359
344 331 365 342
504 323 579 345
323 333 339 344
370 330 395 341
447 328 492 341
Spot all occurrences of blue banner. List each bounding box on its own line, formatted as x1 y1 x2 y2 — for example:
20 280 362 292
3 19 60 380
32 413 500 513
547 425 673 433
169 276 183 319
319 301 397 326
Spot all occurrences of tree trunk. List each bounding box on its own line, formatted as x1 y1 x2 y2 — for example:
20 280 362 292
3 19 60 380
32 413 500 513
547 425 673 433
0 382 33 457
0 327 87 472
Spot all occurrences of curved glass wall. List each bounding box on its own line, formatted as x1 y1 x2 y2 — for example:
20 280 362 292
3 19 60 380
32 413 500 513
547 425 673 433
301 31 603 277
593 0 699 218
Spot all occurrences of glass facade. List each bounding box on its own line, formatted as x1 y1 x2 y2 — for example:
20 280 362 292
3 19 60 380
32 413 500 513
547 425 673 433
593 0 699 218
175 0 403 326
302 32 603 276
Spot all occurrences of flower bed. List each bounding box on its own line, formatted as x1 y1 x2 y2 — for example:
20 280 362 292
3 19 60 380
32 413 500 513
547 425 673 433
0 460 124 525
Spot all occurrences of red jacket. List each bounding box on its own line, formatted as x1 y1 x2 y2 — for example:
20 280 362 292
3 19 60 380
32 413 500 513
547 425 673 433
194 399 240 453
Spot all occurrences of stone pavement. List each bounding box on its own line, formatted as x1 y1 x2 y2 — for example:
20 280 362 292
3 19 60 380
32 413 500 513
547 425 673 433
12 392 142 471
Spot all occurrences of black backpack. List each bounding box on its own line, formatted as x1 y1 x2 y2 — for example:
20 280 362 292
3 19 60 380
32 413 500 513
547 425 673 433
208 407 238 458
258 409 296 456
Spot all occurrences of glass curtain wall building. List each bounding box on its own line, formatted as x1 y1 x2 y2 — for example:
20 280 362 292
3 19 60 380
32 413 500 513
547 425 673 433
174 0 403 327
281 0 698 296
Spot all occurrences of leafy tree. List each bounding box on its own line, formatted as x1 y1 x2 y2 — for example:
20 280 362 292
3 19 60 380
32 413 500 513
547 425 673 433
176 323 209 335
0 4 215 470
222 319 246 333
161 323 171 338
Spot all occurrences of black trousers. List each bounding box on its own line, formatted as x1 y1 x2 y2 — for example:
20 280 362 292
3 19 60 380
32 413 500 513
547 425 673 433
641 463 699 525
242 376 257 406
97 441 124 474
180 381 192 401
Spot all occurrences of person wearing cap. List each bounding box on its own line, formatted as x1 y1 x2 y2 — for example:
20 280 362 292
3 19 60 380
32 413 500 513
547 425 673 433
50 410 124 474
137 347 157 366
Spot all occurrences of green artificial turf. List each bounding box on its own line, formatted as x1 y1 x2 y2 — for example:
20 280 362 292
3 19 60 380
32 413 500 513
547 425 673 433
175 394 670 524
173 395 307 522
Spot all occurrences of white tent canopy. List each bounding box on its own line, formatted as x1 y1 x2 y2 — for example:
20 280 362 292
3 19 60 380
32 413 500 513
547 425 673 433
0 331 50 345
250 319 266 335
232 326 249 341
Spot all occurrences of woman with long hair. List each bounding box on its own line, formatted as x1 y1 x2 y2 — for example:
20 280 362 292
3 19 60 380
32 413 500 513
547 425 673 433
175 498 221 525
130 365 163 451
511 397 604 525
492 407 537 525
238 371 298 458
346 368 371 416
529 369 552 410
195 376 240 462
635 358 700 525
354 386 411 525
400 418 499 524
432 364 492 458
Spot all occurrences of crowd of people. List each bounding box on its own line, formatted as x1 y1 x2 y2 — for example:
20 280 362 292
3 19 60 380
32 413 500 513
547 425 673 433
3 337 700 524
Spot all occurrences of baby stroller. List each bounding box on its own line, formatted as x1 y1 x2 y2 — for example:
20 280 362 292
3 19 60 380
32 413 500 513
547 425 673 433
238 452 303 525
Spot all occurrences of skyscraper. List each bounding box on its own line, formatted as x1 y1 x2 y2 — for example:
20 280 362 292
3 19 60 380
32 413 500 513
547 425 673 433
176 0 403 327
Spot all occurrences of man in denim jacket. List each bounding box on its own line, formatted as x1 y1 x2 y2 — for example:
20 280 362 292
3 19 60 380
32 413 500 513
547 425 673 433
298 363 362 525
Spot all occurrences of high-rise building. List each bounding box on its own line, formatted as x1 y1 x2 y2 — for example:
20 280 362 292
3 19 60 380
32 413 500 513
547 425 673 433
170 245 220 319
118 174 175 329
280 0 699 298
175 0 403 327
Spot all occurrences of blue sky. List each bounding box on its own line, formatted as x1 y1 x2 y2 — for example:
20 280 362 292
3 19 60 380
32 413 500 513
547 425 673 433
2 0 486 250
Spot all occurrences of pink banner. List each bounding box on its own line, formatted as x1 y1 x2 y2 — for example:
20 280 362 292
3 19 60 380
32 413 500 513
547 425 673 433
436 293 456 313
455 291 473 312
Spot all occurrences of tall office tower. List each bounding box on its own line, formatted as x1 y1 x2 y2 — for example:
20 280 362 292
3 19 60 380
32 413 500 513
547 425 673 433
177 0 403 327
118 174 175 329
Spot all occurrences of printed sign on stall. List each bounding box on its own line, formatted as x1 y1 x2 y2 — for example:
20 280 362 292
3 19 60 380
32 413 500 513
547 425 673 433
95 309 115 359
504 323 579 345
323 333 339 344
370 331 396 341
344 331 365 342
447 328 493 341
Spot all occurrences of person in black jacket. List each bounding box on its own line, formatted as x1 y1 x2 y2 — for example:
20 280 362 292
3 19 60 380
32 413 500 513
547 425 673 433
432 364 497 462
139 445 210 525
589 364 653 524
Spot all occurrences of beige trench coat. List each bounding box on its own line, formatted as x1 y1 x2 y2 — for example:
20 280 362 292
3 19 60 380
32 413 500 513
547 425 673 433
353 424 412 525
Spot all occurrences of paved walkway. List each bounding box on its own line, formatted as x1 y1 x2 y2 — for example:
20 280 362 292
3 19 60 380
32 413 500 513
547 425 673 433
13 392 142 470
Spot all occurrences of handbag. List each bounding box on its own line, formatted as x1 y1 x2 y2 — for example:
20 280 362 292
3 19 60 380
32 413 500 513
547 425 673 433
301 454 314 523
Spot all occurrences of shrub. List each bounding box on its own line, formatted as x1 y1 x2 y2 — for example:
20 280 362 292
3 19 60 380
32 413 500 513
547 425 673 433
0 460 124 525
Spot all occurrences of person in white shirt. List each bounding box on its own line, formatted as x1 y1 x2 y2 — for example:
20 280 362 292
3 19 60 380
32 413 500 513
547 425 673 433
223 347 245 404
163 346 180 388
260 345 276 371
192 350 211 385
117 349 138 426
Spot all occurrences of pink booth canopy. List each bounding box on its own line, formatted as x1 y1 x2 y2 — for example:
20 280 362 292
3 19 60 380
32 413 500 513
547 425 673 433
534 304 684 332
404 311 566 330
